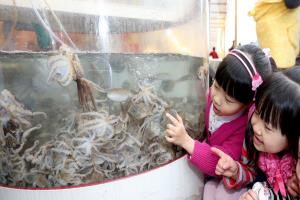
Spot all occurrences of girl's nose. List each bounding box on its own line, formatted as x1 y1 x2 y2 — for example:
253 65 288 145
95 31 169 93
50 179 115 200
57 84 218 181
252 120 263 136
255 129 262 136
251 115 261 135
213 94 221 106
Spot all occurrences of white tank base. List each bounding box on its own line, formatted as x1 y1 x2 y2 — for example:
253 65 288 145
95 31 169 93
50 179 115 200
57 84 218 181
0 155 204 200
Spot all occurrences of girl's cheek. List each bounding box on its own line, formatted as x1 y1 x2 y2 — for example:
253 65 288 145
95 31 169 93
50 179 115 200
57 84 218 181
296 163 300 183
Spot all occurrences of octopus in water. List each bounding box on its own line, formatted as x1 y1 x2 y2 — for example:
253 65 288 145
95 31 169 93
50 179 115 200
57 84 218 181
0 89 46 129
47 45 105 111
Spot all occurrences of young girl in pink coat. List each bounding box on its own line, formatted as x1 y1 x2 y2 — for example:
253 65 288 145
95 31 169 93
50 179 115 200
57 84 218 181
165 44 274 200
212 67 300 200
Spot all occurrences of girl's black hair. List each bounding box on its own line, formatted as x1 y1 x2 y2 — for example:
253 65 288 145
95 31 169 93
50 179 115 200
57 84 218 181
284 0 300 9
215 44 273 105
282 66 300 158
245 67 300 161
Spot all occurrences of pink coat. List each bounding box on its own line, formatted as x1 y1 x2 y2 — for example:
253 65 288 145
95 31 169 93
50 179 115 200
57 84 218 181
188 90 249 177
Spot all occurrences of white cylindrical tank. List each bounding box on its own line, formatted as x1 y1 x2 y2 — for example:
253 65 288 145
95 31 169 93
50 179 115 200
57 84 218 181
0 0 208 199
0 156 204 200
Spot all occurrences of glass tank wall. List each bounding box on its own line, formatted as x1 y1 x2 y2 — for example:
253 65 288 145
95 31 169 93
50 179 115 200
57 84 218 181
0 0 208 188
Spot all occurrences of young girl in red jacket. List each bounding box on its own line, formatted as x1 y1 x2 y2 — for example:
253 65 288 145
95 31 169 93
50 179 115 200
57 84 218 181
165 44 274 200
212 67 300 200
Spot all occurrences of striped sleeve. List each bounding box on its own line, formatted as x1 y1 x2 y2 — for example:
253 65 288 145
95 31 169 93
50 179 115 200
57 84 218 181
223 141 257 189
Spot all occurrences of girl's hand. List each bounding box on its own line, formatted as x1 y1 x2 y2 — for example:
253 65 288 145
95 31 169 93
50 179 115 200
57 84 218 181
211 147 238 179
165 113 194 154
239 190 259 200
287 174 300 197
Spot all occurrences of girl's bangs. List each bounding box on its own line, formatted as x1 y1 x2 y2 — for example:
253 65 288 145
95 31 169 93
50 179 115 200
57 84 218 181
256 95 281 129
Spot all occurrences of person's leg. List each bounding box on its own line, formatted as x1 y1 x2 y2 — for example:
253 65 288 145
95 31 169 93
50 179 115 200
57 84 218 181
215 180 247 200
203 179 219 200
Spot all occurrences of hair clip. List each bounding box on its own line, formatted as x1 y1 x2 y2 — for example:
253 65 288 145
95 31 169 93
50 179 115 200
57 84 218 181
252 73 263 91
262 48 271 58
229 49 263 91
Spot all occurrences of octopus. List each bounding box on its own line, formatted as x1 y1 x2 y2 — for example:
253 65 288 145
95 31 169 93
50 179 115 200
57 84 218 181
106 88 132 103
128 83 168 121
138 111 164 142
77 110 121 139
132 83 167 107
72 131 105 159
47 45 106 112
5 124 42 154
0 89 47 129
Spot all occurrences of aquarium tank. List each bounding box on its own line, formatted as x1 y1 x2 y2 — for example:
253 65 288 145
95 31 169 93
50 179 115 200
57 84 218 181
0 0 208 188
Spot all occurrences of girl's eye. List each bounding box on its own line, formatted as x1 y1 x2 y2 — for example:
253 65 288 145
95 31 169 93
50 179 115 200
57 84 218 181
225 97 235 103
264 124 272 131
225 98 232 103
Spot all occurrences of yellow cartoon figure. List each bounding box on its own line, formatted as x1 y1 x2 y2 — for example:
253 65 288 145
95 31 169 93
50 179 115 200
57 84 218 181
249 0 300 69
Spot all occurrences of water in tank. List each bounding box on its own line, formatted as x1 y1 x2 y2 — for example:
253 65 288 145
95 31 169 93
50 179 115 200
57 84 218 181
0 0 208 188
